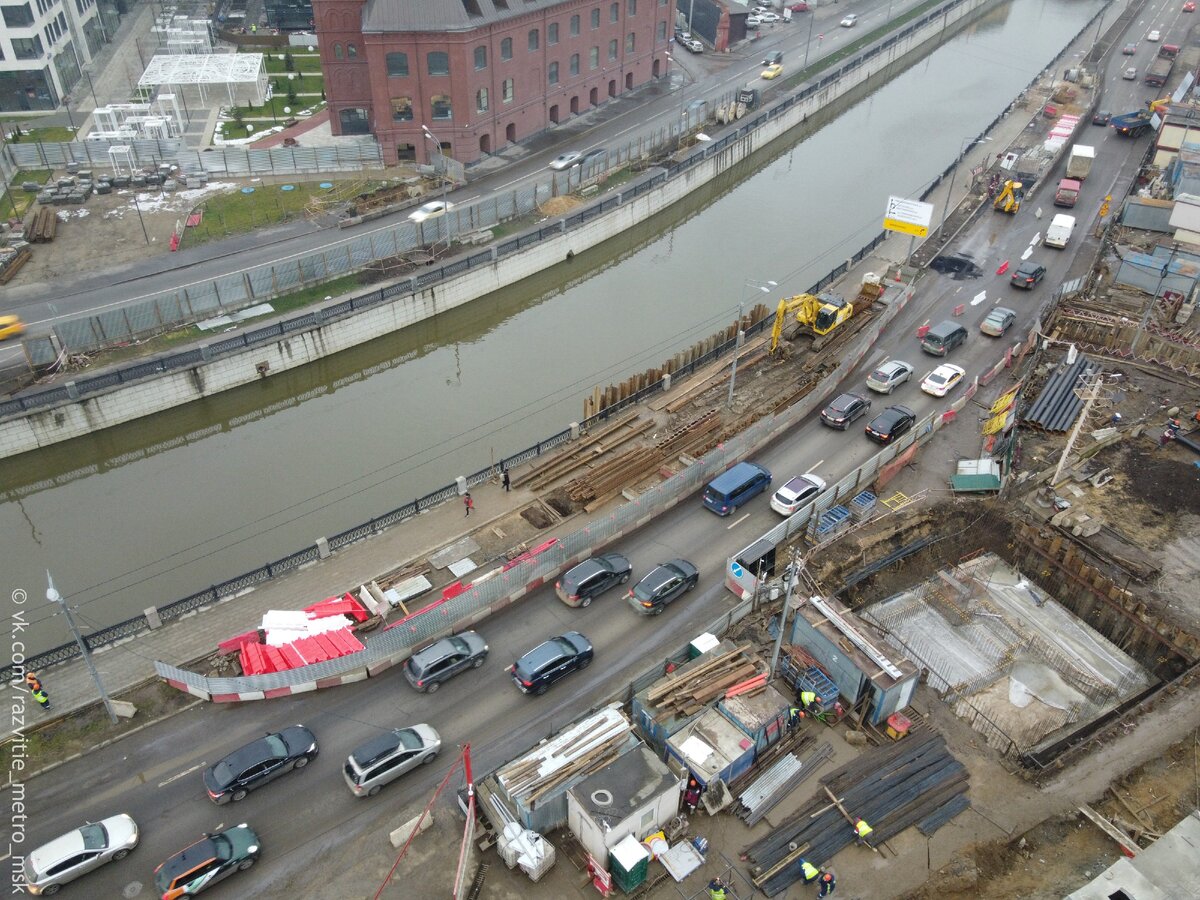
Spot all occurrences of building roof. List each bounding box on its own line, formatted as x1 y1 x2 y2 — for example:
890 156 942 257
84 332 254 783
667 708 754 778
1064 810 1200 900
568 745 677 827
362 0 574 34
793 595 918 691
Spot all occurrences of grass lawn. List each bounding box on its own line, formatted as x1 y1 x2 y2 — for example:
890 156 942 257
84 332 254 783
1 169 52 218
266 73 324 94
14 126 78 143
251 95 326 119
263 52 323 74
184 178 385 242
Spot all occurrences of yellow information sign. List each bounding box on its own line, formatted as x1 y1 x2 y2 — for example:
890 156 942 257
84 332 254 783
883 196 933 238
883 217 930 238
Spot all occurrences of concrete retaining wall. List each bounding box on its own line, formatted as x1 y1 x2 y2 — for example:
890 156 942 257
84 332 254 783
0 0 993 461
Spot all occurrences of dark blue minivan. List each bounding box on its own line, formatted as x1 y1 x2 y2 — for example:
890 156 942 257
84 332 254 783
702 461 772 516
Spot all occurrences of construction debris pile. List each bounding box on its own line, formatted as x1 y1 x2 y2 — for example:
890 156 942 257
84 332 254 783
743 731 969 896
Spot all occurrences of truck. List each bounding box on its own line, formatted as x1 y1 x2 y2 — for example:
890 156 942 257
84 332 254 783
1111 109 1153 137
1145 57 1173 87
1045 214 1076 249
1054 178 1081 207
1066 145 1095 180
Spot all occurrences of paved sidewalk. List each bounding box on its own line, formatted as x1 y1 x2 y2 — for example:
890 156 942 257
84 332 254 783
3 4 1083 741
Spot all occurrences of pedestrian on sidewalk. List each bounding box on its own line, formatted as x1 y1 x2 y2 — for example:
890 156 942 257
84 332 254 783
502 469 511 492
32 688 50 710
464 492 473 516
24 671 42 693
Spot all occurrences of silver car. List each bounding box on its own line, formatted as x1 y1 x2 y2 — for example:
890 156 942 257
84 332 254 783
866 359 915 394
343 724 441 797
25 814 139 895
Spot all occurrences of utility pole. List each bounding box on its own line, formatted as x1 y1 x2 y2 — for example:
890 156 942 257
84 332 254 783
1050 369 1109 487
768 557 798 679
47 572 118 724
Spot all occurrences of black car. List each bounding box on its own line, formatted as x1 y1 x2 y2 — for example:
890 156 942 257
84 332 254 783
510 632 593 695
555 552 632 607
1092 110 1112 126
203 725 318 804
865 405 917 445
1010 261 1046 289
154 824 261 899
403 631 489 692
819 392 871 429
627 559 699 615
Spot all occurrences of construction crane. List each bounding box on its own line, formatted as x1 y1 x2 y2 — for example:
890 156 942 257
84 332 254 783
769 292 854 355
993 179 1024 214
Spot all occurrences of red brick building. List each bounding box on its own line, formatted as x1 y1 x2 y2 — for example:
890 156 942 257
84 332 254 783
312 0 675 164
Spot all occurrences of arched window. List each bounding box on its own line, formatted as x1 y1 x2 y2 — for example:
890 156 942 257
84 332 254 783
333 43 343 59
347 43 357 58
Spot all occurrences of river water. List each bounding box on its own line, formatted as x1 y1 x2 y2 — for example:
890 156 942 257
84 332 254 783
1 0 1105 653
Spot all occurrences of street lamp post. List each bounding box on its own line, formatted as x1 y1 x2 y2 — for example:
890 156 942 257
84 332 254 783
938 136 992 235
421 124 453 247
664 52 687 134
47 572 118 725
728 278 777 408
803 12 816 69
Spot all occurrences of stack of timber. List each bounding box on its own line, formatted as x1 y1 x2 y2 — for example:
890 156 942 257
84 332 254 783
496 707 631 807
565 410 722 511
0 246 32 284
743 730 969 896
27 207 57 242
644 643 766 720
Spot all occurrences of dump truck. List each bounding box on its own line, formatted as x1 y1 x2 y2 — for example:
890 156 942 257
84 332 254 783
1111 109 1153 137
1066 145 1095 180
1145 57 1172 87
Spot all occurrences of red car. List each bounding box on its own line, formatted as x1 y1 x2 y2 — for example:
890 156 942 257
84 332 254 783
788 2 809 10
1185 2 1195 12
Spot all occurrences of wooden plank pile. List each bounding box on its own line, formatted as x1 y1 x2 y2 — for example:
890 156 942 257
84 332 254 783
496 707 631 807
28 207 57 243
566 409 722 512
0 246 32 285
644 643 765 720
743 730 969 896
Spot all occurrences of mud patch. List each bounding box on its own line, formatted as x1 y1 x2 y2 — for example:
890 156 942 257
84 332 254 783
1123 444 1200 514
543 490 576 518
520 502 557 529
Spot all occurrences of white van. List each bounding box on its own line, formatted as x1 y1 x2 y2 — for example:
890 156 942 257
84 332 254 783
1045 213 1076 249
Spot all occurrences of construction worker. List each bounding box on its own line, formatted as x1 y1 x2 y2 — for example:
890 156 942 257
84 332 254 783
799 859 821 884
854 818 873 846
788 706 802 729
24 671 42 693
818 870 837 897
707 877 728 900
798 690 821 715
31 688 50 710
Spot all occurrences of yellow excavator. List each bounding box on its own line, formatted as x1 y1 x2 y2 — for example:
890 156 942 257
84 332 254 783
993 180 1024 214
769 292 854 354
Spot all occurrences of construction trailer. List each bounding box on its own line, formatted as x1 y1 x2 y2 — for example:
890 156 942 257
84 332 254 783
717 683 791 754
630 640 763 755
665 708 757 788
483 706 641 834
788 595 920 726
565 745 679 863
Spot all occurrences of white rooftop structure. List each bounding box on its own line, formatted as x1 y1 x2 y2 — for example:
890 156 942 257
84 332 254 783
138 53 266 106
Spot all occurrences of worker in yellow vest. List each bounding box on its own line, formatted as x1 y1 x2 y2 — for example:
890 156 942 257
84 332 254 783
798 690 822 715
854 818 873 846
799 859 821 883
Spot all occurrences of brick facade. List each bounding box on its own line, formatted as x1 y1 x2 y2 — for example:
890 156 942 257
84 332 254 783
312 0 674 164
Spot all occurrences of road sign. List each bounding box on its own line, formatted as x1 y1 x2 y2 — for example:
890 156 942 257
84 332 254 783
730 561 745 578
883 196 933 238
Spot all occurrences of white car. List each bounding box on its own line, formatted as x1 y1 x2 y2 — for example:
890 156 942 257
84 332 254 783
770 473 827 515
758 11 782 23
408 200 454 222
1147 29 1161 41
921 364 966 398
25 814 139 895
866 359 915 394
549 151 584 170
747 14 763 26
1122 66 1137 79
840 13 859 26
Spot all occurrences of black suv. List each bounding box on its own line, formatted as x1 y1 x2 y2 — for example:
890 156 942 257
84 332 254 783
627 559 699 615
819 392 871 429
1010 261 1046 289
203 725 318 804
555 553 632 607
510 632 593 695
865 405 917 445
403 631 489 692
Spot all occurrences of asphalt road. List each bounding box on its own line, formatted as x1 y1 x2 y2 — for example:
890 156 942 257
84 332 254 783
8 3 1163 897
3 0 923 332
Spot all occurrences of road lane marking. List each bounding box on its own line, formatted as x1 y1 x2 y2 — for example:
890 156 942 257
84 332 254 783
971 290 988 306
726 512 751 530
807 458 825 473
1020 246 1033 260
159 761 207 788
